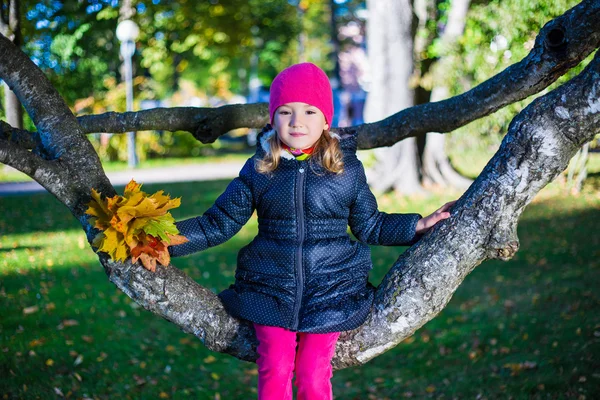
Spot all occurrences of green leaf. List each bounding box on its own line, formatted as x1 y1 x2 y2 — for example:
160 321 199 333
141 214 179 243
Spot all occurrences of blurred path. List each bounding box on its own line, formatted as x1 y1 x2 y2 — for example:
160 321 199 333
0 161 245 196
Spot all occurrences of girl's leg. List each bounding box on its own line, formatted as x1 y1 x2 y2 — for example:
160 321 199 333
294 331 341 400
253 323 298 400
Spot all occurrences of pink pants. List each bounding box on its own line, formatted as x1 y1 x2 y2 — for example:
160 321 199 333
253 322 341 400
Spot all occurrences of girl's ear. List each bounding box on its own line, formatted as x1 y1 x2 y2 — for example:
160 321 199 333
324 123 330 131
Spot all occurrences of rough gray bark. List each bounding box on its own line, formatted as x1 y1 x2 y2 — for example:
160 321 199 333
1 0 599 370
77 104 268 144
364 0 424 195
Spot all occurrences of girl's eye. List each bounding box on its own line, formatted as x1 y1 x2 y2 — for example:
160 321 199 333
306 110 316 115
279 110 290 115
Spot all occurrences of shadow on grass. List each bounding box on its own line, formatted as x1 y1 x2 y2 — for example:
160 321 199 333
0 246 44 253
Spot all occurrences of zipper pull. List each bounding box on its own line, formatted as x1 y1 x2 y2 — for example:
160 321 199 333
299 168 305 173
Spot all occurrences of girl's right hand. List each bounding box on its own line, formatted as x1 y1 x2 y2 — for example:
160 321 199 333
415 200 457 235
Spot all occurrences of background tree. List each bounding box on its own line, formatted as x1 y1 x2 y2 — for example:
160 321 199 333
0 0 23 129
364 0 590 195
1 0 598 370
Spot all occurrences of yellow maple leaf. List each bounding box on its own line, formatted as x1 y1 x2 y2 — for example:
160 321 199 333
124 180 143 196
86 189 112 230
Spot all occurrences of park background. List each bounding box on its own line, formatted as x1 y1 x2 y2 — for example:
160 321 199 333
1 0 599 398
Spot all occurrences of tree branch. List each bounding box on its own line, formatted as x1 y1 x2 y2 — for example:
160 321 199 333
344 47 600 369
353 0 600 149
0 136 67 197
0 30 114 224
76 103 268 144
0 120 40 151
74 0 600 151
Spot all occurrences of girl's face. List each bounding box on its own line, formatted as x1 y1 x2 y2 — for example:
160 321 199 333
273 102 330 150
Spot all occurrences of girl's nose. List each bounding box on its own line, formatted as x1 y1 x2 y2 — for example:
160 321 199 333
290 113 303 127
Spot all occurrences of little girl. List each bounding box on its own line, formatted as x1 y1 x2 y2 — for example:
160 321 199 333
170 62 455 400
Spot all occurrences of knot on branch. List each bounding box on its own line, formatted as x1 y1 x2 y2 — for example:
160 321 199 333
193 115 223 144
544 24 567 52
489 240 520 261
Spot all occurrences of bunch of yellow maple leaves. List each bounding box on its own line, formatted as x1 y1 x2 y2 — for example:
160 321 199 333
85 180 188 272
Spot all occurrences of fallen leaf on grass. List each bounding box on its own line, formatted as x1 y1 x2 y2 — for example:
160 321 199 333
74 354 83 366
23 305 39 314
29 339 45 347
57 319 79 329
133 375 146 386
81 335 94 343
503 361 537 376
203 355 216 364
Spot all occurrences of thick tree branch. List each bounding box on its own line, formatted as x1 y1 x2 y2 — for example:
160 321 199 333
354 0 600 149
0 120 40 151
0 30 114 222
0 137 67 196
343 48 600 368
76 103 268 144
74 1 600 152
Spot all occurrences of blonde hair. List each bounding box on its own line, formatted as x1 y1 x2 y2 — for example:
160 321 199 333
256 128 344 175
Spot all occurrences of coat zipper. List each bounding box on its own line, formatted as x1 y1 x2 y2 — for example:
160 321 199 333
292 162 306 330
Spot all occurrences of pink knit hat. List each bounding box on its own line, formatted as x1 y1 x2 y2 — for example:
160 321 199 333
269 62 334 126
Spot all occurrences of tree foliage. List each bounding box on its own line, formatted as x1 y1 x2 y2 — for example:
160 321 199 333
442 0 594 157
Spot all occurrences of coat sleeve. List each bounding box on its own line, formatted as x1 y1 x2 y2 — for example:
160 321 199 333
169 158 255 257
348 161 423 246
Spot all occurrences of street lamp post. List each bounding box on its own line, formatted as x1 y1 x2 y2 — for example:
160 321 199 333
116 19 140 168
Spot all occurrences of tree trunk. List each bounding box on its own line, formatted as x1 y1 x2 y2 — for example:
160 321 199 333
0 0 23 129
421 0 473 190
2 83 22 129
368 0 473 194
364 0 424 195
0 0 599 370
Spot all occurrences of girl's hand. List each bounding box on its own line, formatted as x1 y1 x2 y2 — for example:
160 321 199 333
415 200 457 235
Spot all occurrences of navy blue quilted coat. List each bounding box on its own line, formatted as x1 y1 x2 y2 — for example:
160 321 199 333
170 128 423 333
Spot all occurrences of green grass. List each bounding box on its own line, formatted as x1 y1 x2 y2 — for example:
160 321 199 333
1 155 599 399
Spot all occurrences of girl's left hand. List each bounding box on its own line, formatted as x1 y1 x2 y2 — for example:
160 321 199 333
415 200 457 235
